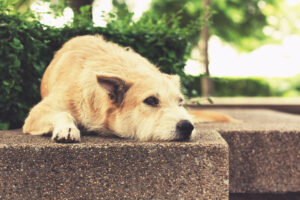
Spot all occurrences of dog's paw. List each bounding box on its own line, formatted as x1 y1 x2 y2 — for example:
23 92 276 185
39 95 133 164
52 125 81 143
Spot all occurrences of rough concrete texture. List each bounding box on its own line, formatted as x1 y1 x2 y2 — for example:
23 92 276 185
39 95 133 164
0 129 228 200
194 108 300 193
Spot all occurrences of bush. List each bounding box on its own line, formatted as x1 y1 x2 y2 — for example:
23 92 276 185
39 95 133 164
0 14 52 129
183 76 272 97
267 75 300 97
0 5 195 129
213 77 272 97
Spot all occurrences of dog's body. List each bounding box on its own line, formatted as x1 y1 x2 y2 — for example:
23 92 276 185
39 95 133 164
23 35 231 142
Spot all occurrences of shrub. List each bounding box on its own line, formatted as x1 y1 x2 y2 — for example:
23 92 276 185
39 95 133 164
267 75 300 97
0 13 53 129
183 76 272 97
213 77 272 97
0 6 195 129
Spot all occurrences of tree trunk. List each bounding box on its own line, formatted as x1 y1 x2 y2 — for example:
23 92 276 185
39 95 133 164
69 0 93 14
201 0 214 97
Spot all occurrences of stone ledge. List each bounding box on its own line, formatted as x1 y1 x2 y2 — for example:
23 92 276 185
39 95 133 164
195 108 300 193
0 129 228 200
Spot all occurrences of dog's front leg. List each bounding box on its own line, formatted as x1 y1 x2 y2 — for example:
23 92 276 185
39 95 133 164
23 96 80 143
50 112 80 143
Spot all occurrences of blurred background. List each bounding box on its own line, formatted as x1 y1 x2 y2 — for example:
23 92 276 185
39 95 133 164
1 0 300 129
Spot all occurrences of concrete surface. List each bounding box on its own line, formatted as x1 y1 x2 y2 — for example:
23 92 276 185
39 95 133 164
0 129 229 200
1 108 300 198
195 108 300 193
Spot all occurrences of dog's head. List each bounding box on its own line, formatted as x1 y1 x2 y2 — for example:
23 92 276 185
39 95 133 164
96 71 194 141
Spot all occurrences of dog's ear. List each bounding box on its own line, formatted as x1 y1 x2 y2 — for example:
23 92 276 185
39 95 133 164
96 73 131 107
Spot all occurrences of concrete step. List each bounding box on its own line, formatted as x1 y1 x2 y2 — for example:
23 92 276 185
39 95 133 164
0 129 229 200
195 108 300 194
2 108 298 199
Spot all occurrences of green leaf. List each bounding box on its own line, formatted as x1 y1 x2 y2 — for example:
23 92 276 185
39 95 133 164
207 97 214 104
0 122 9 130
2 80 9 86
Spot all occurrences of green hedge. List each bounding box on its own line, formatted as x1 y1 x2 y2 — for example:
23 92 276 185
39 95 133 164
266 75 300 97
0 8 193 129
213 77 272 96
183 76 272 97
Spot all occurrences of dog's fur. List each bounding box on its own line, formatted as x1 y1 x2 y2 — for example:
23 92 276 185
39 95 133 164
23 35 231 142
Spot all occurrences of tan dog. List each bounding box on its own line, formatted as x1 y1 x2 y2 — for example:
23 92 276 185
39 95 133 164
23 35 230 142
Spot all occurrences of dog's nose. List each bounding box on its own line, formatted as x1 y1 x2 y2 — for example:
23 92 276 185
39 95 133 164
176 120 194 141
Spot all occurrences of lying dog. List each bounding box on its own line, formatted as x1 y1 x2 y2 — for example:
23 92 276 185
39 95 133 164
23 35 231 142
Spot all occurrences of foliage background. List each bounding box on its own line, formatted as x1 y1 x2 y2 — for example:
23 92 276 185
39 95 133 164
150 0 282 52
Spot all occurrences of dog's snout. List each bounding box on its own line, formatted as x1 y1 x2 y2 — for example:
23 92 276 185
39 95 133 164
176 120 194 141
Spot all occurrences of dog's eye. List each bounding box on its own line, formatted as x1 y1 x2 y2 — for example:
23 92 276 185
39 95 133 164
178 98 184 106
144 96 159 107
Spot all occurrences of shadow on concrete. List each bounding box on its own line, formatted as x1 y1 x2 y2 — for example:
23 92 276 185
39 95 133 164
230 193 300 200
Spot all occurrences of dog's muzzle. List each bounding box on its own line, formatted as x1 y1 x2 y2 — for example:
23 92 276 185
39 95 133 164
175 120 194 141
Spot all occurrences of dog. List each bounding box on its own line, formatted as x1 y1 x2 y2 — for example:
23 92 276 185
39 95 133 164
23 35 232 143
